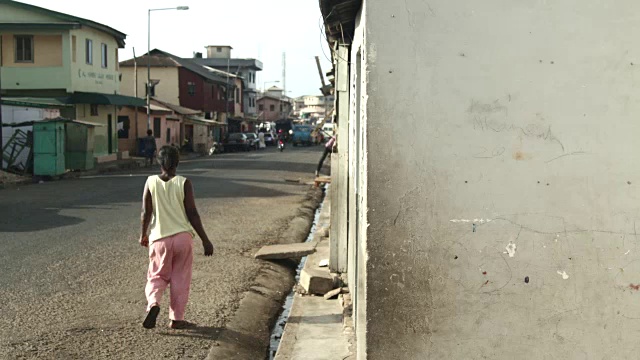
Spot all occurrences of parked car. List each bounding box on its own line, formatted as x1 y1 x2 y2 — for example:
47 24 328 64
224 133 251 152
244 133 259 150
263 132 276 146
292 125 314 146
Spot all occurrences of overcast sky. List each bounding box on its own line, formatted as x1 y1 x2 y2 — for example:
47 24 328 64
18 0 332 97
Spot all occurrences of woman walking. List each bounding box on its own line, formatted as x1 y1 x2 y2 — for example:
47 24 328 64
139 145 214 329
316 135 336 177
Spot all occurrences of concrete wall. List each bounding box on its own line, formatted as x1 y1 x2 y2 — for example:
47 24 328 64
357 0 640 359
75 104 117 156
1 33 63 67
0 32 70 91
69 27 120 94
119 66 180 105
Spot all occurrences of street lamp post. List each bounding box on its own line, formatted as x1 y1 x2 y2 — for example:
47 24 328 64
262 80 279 124
147 6 189 131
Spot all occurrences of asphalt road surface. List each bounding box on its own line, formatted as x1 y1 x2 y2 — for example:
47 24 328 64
0 145 324 359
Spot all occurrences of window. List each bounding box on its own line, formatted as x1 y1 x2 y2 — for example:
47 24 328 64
72 36 77 63
259 104 264 111
101 43 108 68
280 103 284 112
235 88 240 103
115 49 119 70
90 104 98 116
85 39 93 64
117 116 130 139
166 128 171 143
15 35 33 63
270 104 275 111
188 82 196 96
145 84 156 97
153 118 161 138
217 47 222 53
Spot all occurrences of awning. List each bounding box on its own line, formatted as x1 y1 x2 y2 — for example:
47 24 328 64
185 116 226 126
2 117 104 128
2 97 71 108
63 92 146 107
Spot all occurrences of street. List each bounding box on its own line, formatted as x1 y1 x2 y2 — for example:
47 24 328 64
0 146 323 359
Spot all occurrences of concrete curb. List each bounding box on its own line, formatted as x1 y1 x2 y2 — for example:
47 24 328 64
0 178 33 190
206 186 324 360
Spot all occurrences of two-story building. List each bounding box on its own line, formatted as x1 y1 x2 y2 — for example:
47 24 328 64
119 49 238 147
257 95 292 123
192 46 262 118
0 0 144 161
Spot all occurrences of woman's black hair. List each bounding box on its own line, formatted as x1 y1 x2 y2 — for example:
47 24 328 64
157 145 180 170
147 129 153 136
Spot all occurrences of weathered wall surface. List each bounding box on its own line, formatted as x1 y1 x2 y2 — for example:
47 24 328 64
363 1 640 358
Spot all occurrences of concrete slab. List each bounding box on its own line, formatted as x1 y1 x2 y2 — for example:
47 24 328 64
255 243 317 260
274 295 351 360
300 267 335 295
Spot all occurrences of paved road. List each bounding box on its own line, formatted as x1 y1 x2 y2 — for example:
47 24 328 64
0 146 324 359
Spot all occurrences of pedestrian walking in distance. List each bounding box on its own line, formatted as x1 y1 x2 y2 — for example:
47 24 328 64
316 135 336 177
144 129 157 167
139 145 215 329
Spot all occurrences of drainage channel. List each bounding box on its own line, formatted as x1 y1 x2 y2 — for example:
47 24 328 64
268 185 328 359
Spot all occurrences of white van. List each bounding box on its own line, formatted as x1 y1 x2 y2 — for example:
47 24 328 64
322 123 336 137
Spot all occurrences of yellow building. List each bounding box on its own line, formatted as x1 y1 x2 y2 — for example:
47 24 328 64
0 0 144 160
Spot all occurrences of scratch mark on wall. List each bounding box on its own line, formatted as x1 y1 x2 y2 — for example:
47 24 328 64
545 151 588 164
487 253 513 294
450 219 493 223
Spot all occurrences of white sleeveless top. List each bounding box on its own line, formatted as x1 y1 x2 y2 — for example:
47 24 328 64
146 175 196 243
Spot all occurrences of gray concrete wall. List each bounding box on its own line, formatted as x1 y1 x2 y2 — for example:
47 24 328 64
361 0 640 358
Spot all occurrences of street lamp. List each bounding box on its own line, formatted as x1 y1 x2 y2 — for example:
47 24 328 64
262 80 279 123
147 6 189 130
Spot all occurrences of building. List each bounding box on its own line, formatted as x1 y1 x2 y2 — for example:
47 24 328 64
151 98 221 154
191 46 263 118
296 95 334 120
117 104 178 155
292 96 305 117
257 95 292 123
0 0 144 162
119 49 231 122
320 0 640 359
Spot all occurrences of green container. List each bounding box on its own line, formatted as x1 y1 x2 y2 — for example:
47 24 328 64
65 122 95 171
33 121 66 176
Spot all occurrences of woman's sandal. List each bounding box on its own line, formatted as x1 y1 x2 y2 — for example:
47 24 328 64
169 320 196 329
142 305 160 329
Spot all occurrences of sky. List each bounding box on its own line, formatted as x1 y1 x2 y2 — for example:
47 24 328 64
18 0 333 98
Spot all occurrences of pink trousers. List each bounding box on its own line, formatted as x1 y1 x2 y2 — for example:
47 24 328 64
145 232 193 321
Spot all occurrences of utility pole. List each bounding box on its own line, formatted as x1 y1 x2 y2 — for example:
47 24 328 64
315 56 328 122
147 9 151 131
282 52 286 120
133 48 139 141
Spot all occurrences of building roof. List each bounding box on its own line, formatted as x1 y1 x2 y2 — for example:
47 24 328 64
202 66 242 79
120 49 229 85
192 58 263 71
1 97 71 108
258 95 292 103
0 0 127 47
319 0 362 47
151 97 201 116
64 92 145 107
119 55 180 67
268 86 283 91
